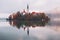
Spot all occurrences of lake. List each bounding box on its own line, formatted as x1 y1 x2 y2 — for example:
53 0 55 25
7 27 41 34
0 18 60 40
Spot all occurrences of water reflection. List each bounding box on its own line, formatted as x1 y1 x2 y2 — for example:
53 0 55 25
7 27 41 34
9 20 49 28
0 19 60 40
8 20 49 35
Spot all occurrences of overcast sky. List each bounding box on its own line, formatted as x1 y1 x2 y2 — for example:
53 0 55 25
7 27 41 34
0 0 60 18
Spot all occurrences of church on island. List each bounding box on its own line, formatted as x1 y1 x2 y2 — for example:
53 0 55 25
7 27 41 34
7 5 50 22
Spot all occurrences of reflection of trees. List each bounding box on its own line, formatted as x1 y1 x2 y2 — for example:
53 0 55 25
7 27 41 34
8 20 49 36
9 20 49 29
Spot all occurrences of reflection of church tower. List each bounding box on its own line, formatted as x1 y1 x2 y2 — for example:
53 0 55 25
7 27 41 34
23 26 29 36
27 27 29 36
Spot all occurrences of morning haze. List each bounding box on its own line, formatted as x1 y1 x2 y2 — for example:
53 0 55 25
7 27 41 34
0 0 60 40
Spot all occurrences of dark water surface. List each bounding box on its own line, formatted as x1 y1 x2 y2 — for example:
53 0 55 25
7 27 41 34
0 19 60 40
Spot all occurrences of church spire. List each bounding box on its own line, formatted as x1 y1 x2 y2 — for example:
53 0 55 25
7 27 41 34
27 4 29 13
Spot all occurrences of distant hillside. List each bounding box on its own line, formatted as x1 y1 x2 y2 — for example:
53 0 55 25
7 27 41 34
46 7 60 19
46 13 60 19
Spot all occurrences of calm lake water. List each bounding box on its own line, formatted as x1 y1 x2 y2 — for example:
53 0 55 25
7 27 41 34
0 18 60 40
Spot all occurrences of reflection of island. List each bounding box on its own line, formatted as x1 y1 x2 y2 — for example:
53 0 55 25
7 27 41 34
9 20 49 29
8 20 49 35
